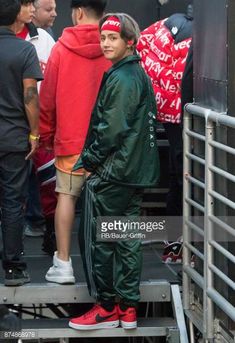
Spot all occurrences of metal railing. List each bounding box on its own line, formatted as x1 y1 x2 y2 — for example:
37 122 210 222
183 103 235 341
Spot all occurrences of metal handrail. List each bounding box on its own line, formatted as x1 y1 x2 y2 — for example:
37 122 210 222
185 197 205 213
209 240 235 264
209 165 235 183
209 215 235 238
185 128 206 142
183 104 235 340
207 288 235 322
186 175 205 189
186 152 205 165
208 264 235 290
184 242 204 260
185 219 204 237
183 265 204 288
209 189 235 210
210 140 235 156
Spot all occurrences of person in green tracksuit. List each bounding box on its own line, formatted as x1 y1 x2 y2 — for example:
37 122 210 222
69 13 160 331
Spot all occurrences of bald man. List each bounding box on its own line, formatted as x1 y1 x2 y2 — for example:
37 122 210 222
33 0 57 30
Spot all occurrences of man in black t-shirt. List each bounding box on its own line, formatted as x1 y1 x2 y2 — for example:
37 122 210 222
0 0 43 286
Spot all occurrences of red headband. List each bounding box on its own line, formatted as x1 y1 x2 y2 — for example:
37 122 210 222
101 16 121 33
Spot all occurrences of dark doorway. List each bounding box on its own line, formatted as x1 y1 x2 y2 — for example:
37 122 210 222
53 0 192 39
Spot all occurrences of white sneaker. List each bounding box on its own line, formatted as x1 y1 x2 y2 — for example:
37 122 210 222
45 251 75 284
24 224 45 237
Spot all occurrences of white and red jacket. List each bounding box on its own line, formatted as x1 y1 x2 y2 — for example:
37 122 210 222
17 23 55 89
137 13 192 124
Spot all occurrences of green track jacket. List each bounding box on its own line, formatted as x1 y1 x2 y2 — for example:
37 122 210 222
74 55 160 187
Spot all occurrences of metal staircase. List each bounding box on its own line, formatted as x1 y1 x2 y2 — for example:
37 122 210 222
0 280 187 342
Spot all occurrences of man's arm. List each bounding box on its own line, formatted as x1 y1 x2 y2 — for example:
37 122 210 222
23 78 40 160
79 75 139 172
39 58 58 150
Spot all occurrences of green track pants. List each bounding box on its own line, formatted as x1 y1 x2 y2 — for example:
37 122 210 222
79 174 143 307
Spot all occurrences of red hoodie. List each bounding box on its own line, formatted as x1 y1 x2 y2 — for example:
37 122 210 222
39 24 111 156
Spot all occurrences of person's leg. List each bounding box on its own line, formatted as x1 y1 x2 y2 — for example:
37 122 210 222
78 174 108 299
115 239 142 329
70 176 125 330
116 242 142 327
24 162 45 237
162 123 183 263
79 175 138 301
45 169 85 284
33 147 57 255
41 215 56 257
55 192 77 261
163 123 183 216
115 189 143 329
0 151 30 286
70 178 142 330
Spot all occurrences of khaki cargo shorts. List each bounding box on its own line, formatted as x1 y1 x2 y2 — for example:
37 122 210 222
55 169 85 197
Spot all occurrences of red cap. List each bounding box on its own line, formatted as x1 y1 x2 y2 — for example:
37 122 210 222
101 16 121 33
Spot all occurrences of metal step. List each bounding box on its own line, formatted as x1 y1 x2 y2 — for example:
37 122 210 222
0 283 185 342
0 280 171 305
19 317 177 339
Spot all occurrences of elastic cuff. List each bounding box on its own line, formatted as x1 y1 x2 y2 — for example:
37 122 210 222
100 301 116 312
119 299 138 308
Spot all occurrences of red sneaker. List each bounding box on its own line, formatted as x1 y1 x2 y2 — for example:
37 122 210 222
117 305 137 329
69 304 119 330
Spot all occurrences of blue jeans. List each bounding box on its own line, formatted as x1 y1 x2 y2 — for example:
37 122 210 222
0 151 29 270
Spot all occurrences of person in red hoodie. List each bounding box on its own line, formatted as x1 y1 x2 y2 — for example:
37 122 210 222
39 0 111 284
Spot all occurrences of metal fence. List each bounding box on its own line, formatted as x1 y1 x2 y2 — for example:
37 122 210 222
183 103 235 342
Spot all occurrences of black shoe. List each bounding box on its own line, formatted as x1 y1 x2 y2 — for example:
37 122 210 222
0 305 21 331
5 268 30 286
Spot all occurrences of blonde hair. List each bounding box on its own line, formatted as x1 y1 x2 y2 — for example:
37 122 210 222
99 13 140 49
